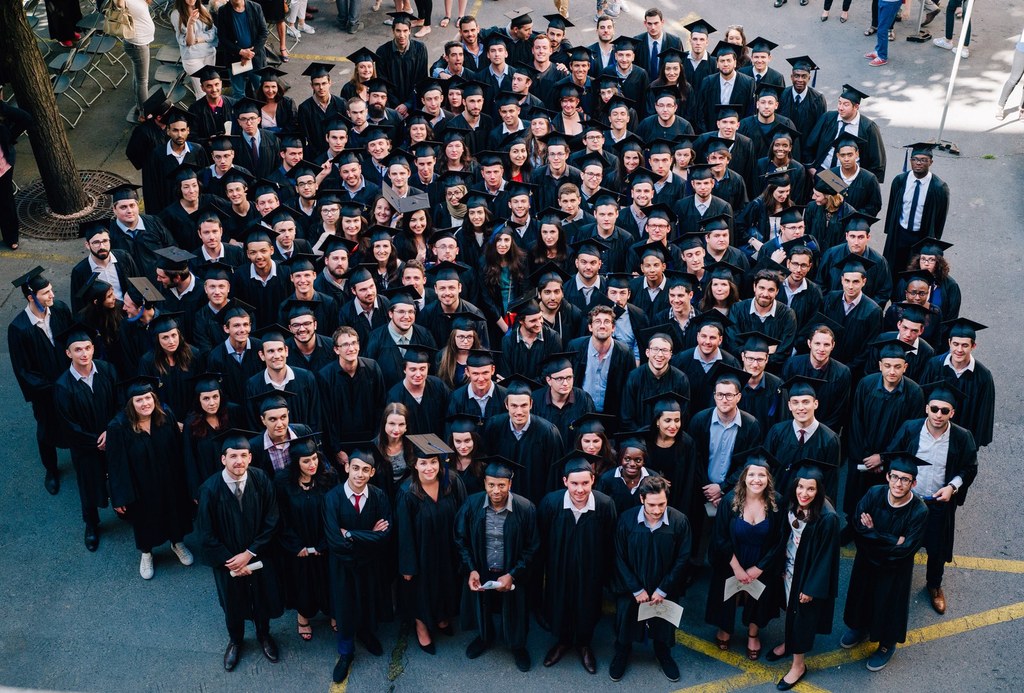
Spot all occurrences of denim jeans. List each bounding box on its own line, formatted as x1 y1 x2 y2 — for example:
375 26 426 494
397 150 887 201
335 0 363 27
122 41 151 114
230 65 262 98
875 1 900 60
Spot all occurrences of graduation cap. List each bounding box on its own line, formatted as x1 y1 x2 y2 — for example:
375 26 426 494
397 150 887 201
569 235 610 258
447 412 485 433
791 456 838 484
558 451 600 477
278 131 306 150
768 125 801 146
154 245 196 272
150 311 185 336
341 439 385 468
481 455 524 479
254 323 291 346
534 350 573 377
832 131 866 153
902 141 938 171
321 235 359 258
893 301 930 326
590 188 624 209
778 205 805 226
483 32 512 50
644 390 689 419
747 36 779 54
665 270 699 291
604 272 633 290
732 446 779 470
944 317 986 341
627 167 657 189
814 169 848 196
220 298 257 325
361 124 394 142
843 212 878 233
798 311 843 340
401 344 437 364
710 40 740 59
683 18 717 35
251 178 282 200
568 412 616 435
190 64 225 82
428 260 469 284
222 167 255 188
126 276 166 305
737 330 780 355
503 6 533 25
381 285 419 307
755 82 783 102
214 427 259 453
254 65 287 81
163 105 192 126
11 266 49 295
510 62 538 81
408 433 454 459
380 184 431 215
871 337 913 361
120 374 160 399
704 136 734 158
837 251 876 276
505 180 536 200
922 380 965 408
705 262 745 285
207 134 241 153
508 292 542 317
302 62 335 78
910 238 953 257
543 12 574 29
786 55 818 73
56 322 95 348
839 83 870 105
457 78 488 98
882 451 930 478
345 46 378 64
713 103 742 122
249 388 295 414
141 88 171 118
568 45 593 63
464 348 500 368
780 374 826 399
711 362 750 389
761 170 791 190
527 106 559 122
267 205 304 228
199 256 235 282
105 183 140 203
612 35 641 53
188 371 224 395
502 373 541 396
287 432 324 460
700 213 732 235
76 273 112 304
233 97 265 117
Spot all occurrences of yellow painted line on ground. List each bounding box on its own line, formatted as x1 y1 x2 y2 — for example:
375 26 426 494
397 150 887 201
839 547 1024 574
0 250 78 263
673 671 769 693
289 53 350 63
328 680 347 693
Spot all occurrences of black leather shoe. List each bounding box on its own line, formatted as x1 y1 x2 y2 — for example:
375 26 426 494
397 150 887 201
438 623 455 636
260 635 279 662
223 641 241 671
333 654 353 683
84 524 99 552
777 669 806 690
418 640 436 655
765 647 787 662
44 470 60 495
654 643 679 682
580 646 597 674
465 637 490 659
513 647 531 672
357 630 383 656
609 651 629 681
544 643 570 667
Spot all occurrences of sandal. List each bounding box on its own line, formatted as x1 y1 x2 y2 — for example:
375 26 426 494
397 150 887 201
414 25 431 37
864 26 877 35
297 619 313 641
840 11 848 21
332 619 338 632
372 0 381 10
280 47 289 62
747 636 761 661
439 15 449 27
715 635 730 650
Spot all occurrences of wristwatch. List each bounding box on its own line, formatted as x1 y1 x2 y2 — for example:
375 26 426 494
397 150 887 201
948 484 958 495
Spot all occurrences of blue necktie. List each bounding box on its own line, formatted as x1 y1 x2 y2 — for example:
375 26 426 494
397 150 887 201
650 40 659 75
907 179 921 232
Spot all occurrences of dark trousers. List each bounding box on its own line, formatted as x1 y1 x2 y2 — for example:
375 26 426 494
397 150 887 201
0 168 18 246
414 0 432 24
69 448 108 525
945 0 971 44
923 500 953 588
31 398 59 474
227 613 270 642
823 0 852 11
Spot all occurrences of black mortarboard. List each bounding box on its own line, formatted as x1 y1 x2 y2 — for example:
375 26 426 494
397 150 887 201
254 65 287 81
665 270 699 291
700 213 732 234
644 390 689 415
121 374 161 399
505 180 536 200
705 261 745 284
792 457 837 483
150 311 185 335
255 323 291 345
922 380 965 407
781 374 826 399
832 131 866 152
738 330 780 354
714 103 741 121
252 178 282 199
346 46 378 64
321 236 359 258
249 389 295 414
904 142 937 157
215 428 258 453
838 252 876 276
57 322 95 348
604 272 633 289
244 225 277 246
503 6 533 25
710 40 740 59
508 292 542 316
539 351 575 376
711 362 750 389
882 451 930 478
126 276 166 305
769 124 801 145
779 205 805 226
482 455 524 479
675 231 705 252
568 412 616 435
429 260 469 284
747 36 779 54
76 273 112 304
799 312 843 339
839 83 870 104
502 373 541 396
408 433 454 458
762 170 791 189
188 371 224 394
543 12 574 29
12 266 49 294
447 413 484 434
559 452 599 477
288 432 323 460
340 440 384 468
284 299 318 321
529 260 571 287
944 317 986 340
220 298 256 325
382 286 419 307
163 105 192 125
401 344 437 364
207 134 241 152
281 253 318 274
688 163 715 181
568 45 593 63
872 337 913 361
683 18 717 35
483 32 512 51
732 446 779 470
894 301 930 326
465 348 500 368
786 55 819 72
755 83 783 102
612 35 641 53
910 238 953 257
704 136 733 156
154 245 196 271
569 235 610 257
233 97 265 116
814 169 848 195
843 212 877 232
222 167 254 187
141 88 171 118
105 183 141 202
190 64 225 82
302 62 335 78
510 62 538 81
201 261 235 283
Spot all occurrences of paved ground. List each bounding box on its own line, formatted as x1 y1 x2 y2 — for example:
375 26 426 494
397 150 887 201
1 0 1023 691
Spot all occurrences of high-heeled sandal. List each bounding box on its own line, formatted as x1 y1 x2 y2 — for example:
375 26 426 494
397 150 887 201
297 619 313 641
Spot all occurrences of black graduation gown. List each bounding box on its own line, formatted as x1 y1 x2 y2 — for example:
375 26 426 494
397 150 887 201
671 349 742 412
396 476 467 626
537 489 618 643
337 296 392 347
541 302 585 345
138 351 199 421
572 224 633 274
673 194 734 237
143 143 210 214
376 40 429 109
454 491 540 648
804 200 855 252
694 72 756 133
126 121 166 170
182 403 246 500
567 335 635 419
530 388 595 453
780 501 840 654
317 358 386 455
196 468 285 626
843 486 928 644
107 216 176 282
273 470 333 618
726 300 798 370
106 409 193 551
777 87 827 145
205 338 265 406
365 324 438 390
805 112 887 183
499 326 563 383
611 506 691 645
70 252 140 314
596 469 652 515
739 372 783 440
920 355 994 448
386 377 451 438
482 414 564 506
159 195 226 250
647 434 702 520
705 491 785 631
296 95 347 159
417 300 489 350
230 262 293 330
821 291 882 377
882 302 942 347
843 375 924 518
620 365 691 431
881 172 950 272
863 331 934 383
687 408 764 491
276 292 339 338
286 334 336 373
322 483 394 637
765 421 842 503
779 355 851 433
446 383 508 421
834 166 882 217
244 367 322 431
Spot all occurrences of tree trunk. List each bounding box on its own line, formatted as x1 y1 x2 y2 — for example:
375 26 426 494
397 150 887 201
0 0 89 214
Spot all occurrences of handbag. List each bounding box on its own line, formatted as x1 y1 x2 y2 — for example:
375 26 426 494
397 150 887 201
104 0 136 41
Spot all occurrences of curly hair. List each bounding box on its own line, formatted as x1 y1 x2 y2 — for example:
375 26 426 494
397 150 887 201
731 465 778 514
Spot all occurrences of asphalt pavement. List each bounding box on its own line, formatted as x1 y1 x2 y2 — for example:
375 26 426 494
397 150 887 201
1 0 1023 691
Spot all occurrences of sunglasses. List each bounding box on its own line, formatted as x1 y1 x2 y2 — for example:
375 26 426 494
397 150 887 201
929 405 952 415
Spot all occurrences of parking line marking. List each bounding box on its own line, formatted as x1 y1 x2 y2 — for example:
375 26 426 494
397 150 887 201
839 548 1024 574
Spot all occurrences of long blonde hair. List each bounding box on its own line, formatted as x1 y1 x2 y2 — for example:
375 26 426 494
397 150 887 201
731 464 778 514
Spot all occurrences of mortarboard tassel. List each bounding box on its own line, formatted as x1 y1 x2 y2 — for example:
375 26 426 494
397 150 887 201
812 68 817 89
902 148 909 173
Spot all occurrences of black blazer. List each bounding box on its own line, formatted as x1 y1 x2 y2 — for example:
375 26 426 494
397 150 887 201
695 72 756 133
0 103 32 168
69 251 140 314
234 130 281 180
632 32 685 75
215 0 268 68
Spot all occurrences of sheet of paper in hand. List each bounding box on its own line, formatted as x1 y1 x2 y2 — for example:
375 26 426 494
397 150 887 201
723 576 766 601
481 580 516 590
230 560 264 577
637 599 684 627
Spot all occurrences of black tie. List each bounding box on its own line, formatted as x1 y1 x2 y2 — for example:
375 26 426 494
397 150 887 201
798 429 806 446
249 137 259 167
650 40 659 75
828 122 848 168
755 73 762 86
907 179 922 232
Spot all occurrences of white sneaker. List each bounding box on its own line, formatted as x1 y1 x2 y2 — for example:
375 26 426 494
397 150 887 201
140 552 154 580
171 542 194 566
932 37 953 50
995 104 1005 120
955 46 969 58
300 23 315 34
618 0 628 11
285 24 301 38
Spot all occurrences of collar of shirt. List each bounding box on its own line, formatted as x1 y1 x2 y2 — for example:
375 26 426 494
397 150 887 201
877 376 906 394
469 381 495 402
575 274 599 291
749 299 778 318
792 418 820 439
264 365 296 388
344 480 367 501
783 277 807 298
166 140 191 159
943 352 975 373
225 337 251 354
489 64 508 79
543 386 575 405
263 426 298 450
720 73 735 86
712 407 742 429
839 113 861 131
839 164 860 184
843 292 863 310
117 217 144 234
172 277 197 299
69 363 96 386
484 495 512 511
202 245 225 261
637 505 669 530
647 276 667 294
910 170 932 188
510 415 532 436
222 469 247 491
614 466 651 482
250 260 278 284
563 490 596 513
388 322 414 344
24 304 50 329
88 253 118 273
694 348 723 365
516 327 543 344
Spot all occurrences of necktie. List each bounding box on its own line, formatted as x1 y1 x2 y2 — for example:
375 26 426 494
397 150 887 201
232 350 244 364
794 93 801 105
755 73 762 86
907 179 922 232
650 40 659 75
353 493 362 512
798 429 806 446
249 137 259 167
829 122 848 167
234 481 244 506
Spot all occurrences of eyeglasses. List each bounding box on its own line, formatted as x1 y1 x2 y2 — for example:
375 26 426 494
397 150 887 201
647 347 672 355
929 405 952 415
714 392 739 400
548 374 573 383
888 473 914 485
906 289 929 297
290 321 315 330
743 356 767 365
238 116 260 123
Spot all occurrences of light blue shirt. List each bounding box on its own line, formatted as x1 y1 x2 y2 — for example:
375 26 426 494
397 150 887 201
708 409 742 485
614 311 638 360
584 340 611 412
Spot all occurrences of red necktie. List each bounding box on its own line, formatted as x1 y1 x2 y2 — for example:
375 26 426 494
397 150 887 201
353 493 362 512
